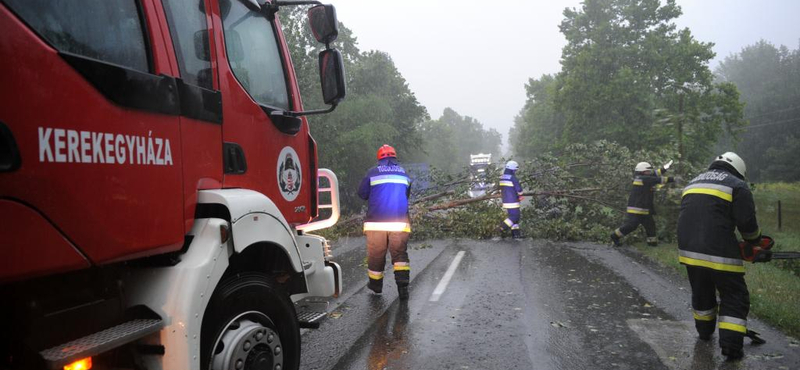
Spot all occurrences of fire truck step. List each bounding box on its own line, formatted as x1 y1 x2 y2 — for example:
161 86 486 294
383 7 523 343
297 310 328 329
40 318 163 369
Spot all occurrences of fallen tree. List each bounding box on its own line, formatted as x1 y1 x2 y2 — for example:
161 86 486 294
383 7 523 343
320 140 689 242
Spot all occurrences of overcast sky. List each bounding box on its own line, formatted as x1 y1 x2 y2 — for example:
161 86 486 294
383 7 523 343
329 0 800 153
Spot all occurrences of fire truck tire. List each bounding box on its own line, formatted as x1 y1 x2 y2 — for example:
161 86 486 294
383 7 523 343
201 272 300 370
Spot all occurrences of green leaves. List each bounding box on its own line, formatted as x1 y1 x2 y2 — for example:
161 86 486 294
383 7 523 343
514 0 745 165
281 11 428 212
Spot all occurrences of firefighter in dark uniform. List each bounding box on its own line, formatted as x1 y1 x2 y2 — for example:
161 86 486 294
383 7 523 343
499 160 523 239
678 152 769 360
611 161 675 246
358 145 412 299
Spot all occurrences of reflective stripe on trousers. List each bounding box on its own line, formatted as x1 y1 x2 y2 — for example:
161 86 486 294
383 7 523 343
693 308 717 321
626 206 649 215
719 316 747 334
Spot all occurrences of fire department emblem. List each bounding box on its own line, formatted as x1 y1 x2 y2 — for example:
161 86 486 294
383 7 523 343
277 146 302 201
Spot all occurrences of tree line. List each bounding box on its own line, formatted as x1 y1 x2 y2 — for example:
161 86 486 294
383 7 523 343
282 0 798 220
281 8 501 211
510 0 746 168
510 0 799 184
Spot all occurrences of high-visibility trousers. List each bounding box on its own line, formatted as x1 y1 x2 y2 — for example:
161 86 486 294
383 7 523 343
686 265 750 351
501 208 521 232
366 230 410 287
614 213 657 244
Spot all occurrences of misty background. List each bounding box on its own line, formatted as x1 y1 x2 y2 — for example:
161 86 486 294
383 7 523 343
280 0 800 211
330 0 800 152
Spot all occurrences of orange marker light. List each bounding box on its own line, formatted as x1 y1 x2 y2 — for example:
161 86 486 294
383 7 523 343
64 357 92 370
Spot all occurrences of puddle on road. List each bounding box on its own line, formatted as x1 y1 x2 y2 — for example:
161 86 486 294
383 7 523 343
627 319 780 370
627 319 701 369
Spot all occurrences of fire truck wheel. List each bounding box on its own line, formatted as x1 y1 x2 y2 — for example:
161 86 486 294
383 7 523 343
201 272 300 370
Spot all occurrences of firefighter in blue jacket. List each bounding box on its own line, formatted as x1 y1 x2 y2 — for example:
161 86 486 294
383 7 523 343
358 145 412 299
499 160 523 239
611 161 675 246
678 152 768 361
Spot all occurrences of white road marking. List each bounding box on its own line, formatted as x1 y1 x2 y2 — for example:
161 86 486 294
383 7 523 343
430 251 465 302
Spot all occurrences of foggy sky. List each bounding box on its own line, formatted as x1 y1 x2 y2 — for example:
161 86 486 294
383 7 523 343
330 0 800 153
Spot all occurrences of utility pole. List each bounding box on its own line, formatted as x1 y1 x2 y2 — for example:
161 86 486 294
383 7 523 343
678 93 684 162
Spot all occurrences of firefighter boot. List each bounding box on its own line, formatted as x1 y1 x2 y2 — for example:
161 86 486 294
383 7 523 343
368 270 384 294
398 283 409 300
721 347 744 361
610 232 621 247
512 229 522 239
497 224 509 238
367 278 383 294
695 318 715 341
395 268 410 300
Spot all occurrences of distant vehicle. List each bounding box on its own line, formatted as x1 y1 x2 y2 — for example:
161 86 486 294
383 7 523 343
468 153 492 198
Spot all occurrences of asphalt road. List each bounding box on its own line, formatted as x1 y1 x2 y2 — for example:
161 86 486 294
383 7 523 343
297 238 800 370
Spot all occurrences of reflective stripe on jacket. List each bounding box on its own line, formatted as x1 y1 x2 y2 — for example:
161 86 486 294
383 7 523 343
677 167 760 274
626 167 673 214
500 169 522 209
358 158 412 232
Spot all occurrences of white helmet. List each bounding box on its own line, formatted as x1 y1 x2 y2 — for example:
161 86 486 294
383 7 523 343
713 152 746 178
634 162 653 173
505 160 519 171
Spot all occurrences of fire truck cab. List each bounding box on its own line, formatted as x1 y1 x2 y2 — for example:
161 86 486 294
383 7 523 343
0 0 345 369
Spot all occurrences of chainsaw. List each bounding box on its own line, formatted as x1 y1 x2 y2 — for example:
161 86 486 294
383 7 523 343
740 235 800 262
770 251 800 259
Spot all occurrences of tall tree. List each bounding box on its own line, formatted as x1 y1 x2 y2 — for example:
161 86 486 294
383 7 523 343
715 40 800 181
510 74 564 159
280 8 428 210
545 0 744 163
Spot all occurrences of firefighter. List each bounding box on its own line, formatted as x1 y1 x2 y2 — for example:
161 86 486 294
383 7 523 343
678 152 769 361
358 145 412 299
499 160 524 239
610 161 676 246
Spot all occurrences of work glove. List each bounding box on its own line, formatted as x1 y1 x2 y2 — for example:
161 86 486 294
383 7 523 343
663 160 673 170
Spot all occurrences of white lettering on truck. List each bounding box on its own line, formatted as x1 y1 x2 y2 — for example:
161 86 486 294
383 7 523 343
38 127 173 166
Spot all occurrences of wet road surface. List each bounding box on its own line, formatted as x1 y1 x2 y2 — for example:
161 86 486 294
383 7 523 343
298 238 800 370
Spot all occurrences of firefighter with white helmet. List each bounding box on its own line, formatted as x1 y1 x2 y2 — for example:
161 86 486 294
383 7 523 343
678 152 767 360
499 160 524 239
610 160 676 246
358 145 412 299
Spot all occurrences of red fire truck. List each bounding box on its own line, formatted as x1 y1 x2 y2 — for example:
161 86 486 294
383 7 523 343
0 0 345 369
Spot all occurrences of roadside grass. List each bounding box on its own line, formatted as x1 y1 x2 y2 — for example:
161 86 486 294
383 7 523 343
632 182 800 338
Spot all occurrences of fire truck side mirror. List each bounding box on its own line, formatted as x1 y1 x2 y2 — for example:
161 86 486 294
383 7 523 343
318 49 346 105
308 4 338 45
